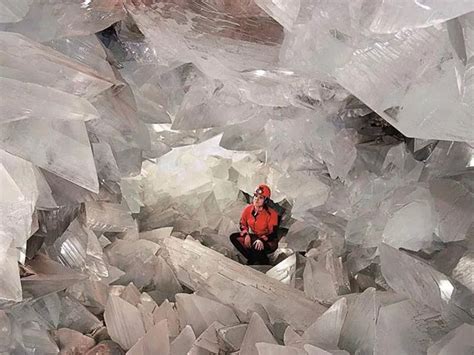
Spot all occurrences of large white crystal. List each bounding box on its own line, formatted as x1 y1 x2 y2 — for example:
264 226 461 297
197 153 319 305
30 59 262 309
46 34 116 82
193 321 224 353
0 77 99 124
303 298 347 350
51 218 108 279
380 244 473 325
175 293 239 337
157 236 327 332
0 31 113 97
0 0 125 42
368 0 474 33
0 0 31 23
375 299 435 355
171 325 196 355
0 149 37 249
427 323 474 355
127 319 170 355
104 294 146 350
83 201 135 233
334 26 472 142
381 185 437 251
338 288 378 354
0 248 22 303
266 253 297 286
429 179 474 243
0 119 99 192
21 254 86 301
240 313 277 355
451 252 474 292
255 0 300 30
153 299 180 337
304 251 350 302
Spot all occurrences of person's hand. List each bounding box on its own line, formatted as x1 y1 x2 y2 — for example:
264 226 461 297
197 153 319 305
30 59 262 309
253 239 264 251
244 235 252 248
260 235 268 241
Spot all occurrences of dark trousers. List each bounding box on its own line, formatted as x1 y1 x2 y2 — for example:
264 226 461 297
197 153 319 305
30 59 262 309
229 232 277 265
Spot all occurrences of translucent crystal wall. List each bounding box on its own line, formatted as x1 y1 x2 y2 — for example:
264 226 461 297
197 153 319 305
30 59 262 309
0 1 473 354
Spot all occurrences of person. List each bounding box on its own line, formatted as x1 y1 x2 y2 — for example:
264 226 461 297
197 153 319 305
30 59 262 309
230 184 279 265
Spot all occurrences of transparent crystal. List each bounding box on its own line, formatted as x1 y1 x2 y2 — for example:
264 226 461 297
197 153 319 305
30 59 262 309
46 34 116 82
0 119 99 192
429 179 474 242
0 0 125 42
0 31 113 97
255 0 300 30
83 201 135 233
0 149 37 249
368 1 474 33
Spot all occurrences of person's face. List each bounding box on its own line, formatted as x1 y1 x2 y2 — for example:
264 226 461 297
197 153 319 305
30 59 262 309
253 193 265 208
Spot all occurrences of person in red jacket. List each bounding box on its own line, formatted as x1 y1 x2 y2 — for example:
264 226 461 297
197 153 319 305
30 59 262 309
230 184 279 265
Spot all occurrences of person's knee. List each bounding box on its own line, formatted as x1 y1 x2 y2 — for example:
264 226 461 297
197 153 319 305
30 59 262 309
229 232 241 244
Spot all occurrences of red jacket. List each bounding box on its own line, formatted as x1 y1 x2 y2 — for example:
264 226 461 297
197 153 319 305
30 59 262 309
239 204 279 239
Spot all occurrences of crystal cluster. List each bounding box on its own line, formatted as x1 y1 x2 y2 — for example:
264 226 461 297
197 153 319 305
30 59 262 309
0 0 473 354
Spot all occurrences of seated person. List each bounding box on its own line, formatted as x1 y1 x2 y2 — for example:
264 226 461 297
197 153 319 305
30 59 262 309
229 184 279 265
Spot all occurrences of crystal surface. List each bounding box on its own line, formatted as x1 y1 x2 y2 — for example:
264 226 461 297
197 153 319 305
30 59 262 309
171 325 196 355
153 299 180 338
83 201 135 233
303 298 347 350
0 0 125 42
127 319 170 355
304 250 350 302
176 293 239 337
0 119 99 193
217 324 248 353
193 321 224 354
104 294 146 350
157 236 327 332
266 253 297 286
53 328 96 354
1 0 473 351
0 31 113 97
240 313 277 355
380 243 473 325
256 342 307 355
427 323 474 355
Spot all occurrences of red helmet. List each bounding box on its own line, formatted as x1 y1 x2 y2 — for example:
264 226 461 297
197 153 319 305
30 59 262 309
255 184 271 198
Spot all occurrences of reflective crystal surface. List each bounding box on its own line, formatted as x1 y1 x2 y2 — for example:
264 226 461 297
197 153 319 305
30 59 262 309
1 1 473 353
